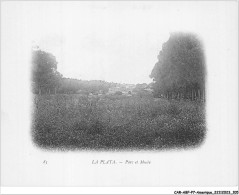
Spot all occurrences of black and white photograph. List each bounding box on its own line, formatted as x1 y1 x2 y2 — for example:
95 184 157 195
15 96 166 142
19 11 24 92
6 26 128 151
1 1 238 194
32 28 206 151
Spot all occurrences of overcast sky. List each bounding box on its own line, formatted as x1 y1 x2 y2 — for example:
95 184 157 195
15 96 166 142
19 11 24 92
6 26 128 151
2 1 237 84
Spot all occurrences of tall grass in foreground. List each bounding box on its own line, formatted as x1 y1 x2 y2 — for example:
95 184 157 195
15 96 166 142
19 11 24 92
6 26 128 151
32 94 206 151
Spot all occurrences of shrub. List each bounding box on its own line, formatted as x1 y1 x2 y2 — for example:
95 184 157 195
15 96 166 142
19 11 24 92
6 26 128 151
115 91 123 95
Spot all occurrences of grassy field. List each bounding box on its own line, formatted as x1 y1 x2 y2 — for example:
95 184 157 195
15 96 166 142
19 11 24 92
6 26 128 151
32 94 206 151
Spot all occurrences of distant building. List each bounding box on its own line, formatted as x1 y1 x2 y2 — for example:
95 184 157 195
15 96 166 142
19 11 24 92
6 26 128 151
144 88 153 93
108 86 121 94
108 83 136 95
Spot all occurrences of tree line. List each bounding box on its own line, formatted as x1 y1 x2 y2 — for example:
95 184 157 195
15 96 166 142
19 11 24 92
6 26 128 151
150 32 206 101
31 48 63 95
58 78 116 95
32 32 206 101
31 47 116 95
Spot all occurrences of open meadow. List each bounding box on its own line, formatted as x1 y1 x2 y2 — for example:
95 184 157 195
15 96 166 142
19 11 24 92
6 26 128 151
32 94 206 151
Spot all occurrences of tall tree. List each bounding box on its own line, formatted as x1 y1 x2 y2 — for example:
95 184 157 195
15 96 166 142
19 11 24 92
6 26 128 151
150 32 206 100
31 47 62 94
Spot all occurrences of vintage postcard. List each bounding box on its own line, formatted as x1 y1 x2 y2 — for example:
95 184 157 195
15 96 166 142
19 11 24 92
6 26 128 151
1 1 238 194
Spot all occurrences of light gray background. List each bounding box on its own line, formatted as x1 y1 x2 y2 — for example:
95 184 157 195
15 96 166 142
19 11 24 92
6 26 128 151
1 1 238 187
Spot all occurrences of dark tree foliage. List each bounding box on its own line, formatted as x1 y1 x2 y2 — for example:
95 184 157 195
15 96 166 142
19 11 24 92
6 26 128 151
150 32 206 100
32 48 63 94
58 78 113 95
31 45 115 95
